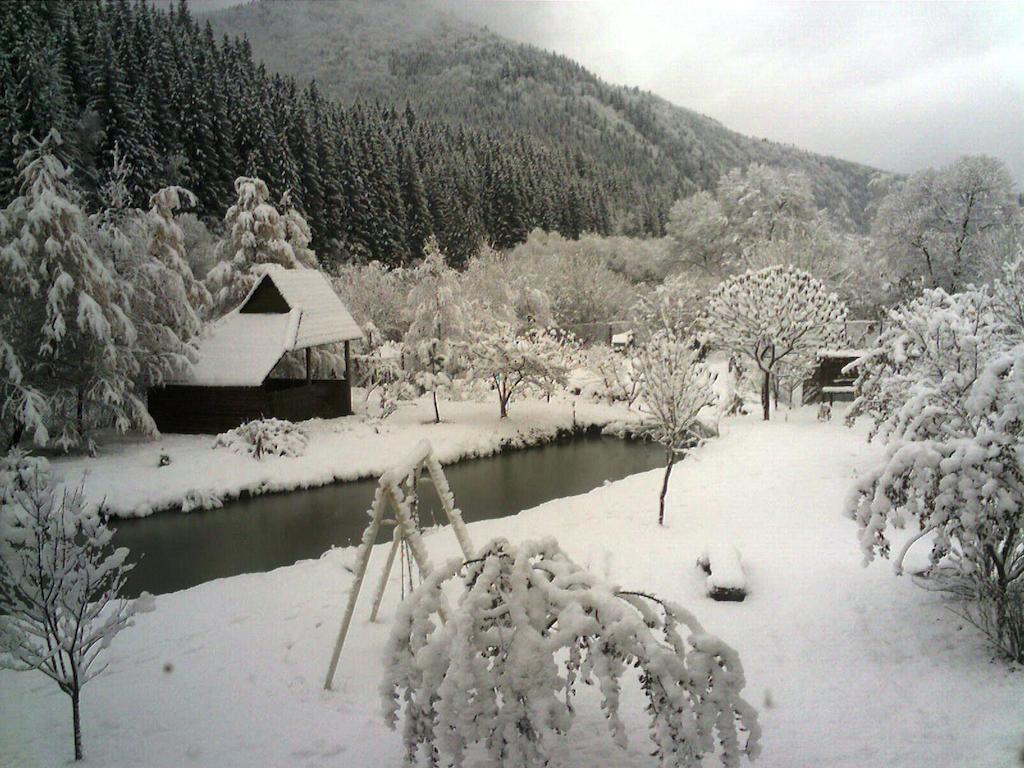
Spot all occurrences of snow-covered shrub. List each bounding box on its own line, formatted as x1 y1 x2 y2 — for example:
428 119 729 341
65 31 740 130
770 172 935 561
501 230 640 327
584 344 642 406
632 272 709 341
213 418 308 460
847 287 1001 442
848 287 1024 660
635 334 718 525
381 537 760 768
0 450 145 760
703 265 847 420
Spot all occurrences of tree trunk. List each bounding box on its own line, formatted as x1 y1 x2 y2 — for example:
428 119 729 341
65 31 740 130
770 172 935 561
499 393 508 419
72 687 82 760
76 386 85 437
761 370 771 421
431 389 440 423
6 421 23 451
658 450 675 526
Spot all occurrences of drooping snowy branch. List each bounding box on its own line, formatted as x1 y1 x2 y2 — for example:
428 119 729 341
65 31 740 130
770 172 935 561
381 537 760 768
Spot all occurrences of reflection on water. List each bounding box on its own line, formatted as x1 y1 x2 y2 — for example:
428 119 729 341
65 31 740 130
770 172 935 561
112 436 665 597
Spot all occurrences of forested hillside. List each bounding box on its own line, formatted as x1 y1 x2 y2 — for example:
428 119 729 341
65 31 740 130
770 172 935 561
0 0 618 267
205 0 886 232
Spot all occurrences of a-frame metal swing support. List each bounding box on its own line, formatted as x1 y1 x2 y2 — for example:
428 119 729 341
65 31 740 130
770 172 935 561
323 440 475 691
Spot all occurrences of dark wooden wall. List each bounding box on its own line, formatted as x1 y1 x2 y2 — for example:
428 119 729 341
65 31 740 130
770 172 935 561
148 378 352 434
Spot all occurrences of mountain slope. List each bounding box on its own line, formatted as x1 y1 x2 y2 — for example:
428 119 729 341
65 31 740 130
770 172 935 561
206 0 884 231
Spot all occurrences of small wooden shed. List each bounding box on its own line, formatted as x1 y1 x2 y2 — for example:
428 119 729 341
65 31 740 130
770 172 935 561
148 267 363 434
807 349 866 404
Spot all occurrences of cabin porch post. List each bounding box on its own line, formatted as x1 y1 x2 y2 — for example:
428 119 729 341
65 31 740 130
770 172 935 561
342 341 352 415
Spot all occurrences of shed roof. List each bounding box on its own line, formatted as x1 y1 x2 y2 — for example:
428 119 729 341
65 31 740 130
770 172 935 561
252 267 363 348
187 267 363 387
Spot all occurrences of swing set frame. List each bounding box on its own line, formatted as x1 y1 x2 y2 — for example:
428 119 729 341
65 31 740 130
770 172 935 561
323 440 475 690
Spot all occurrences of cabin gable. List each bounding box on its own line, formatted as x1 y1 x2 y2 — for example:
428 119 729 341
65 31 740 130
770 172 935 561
240 278 291 313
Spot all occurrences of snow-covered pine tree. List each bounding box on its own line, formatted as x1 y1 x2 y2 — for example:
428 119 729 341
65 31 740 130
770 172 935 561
382 537 761 768
279 189 318 269
635 334 717 525
704 265 847 420
126 185 210 386
0 451 147 761
398 143 432 260
0 130 148 452
206 176 300 316
403 237 467 422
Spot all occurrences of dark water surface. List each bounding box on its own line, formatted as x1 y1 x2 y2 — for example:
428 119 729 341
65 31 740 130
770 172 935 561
113 436 665 597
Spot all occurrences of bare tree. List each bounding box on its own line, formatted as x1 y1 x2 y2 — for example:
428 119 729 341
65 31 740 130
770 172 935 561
0 452 146 761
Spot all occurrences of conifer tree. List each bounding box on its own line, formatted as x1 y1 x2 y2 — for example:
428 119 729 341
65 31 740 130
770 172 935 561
206 176 299 315
0 131 148 452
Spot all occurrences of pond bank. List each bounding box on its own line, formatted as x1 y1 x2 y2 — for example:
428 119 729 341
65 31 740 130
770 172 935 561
51 396 643 518
112 434 667 596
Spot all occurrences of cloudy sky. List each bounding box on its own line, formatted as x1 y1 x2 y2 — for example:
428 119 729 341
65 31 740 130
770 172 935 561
444 1 1024 181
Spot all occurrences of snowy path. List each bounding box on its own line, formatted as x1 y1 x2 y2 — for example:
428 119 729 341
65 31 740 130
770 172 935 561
3 409 1022 767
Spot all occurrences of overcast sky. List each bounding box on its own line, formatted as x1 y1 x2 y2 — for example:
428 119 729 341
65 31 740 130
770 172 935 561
443 1 1024 182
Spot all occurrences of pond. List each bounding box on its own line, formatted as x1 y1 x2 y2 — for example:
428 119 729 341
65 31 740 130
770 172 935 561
113 435 666 597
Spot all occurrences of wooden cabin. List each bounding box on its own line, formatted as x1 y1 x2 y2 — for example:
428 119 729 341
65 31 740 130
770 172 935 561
148 267 363 434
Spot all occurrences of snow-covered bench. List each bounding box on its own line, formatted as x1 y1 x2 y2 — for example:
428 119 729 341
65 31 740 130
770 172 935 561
698 544 747 602
821 384 855 405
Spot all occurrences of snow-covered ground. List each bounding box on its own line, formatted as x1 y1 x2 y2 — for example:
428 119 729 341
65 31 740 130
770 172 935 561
49 395 640 518
4 408 1022 767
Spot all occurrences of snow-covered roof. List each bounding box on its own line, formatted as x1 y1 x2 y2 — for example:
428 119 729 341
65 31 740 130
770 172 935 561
818 349 869 359
251 267 363 348
187 268 363 387
190 311 301 386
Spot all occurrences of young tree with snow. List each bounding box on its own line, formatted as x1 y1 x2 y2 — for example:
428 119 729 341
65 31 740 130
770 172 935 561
635 334 717 525
631 272 709 341
0 451 147 760
873 155 1020 297
0 130 148 452
206 176 302 316
704 265 847 420
403 238 468 423
468 321 570 418
382 537 760 768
